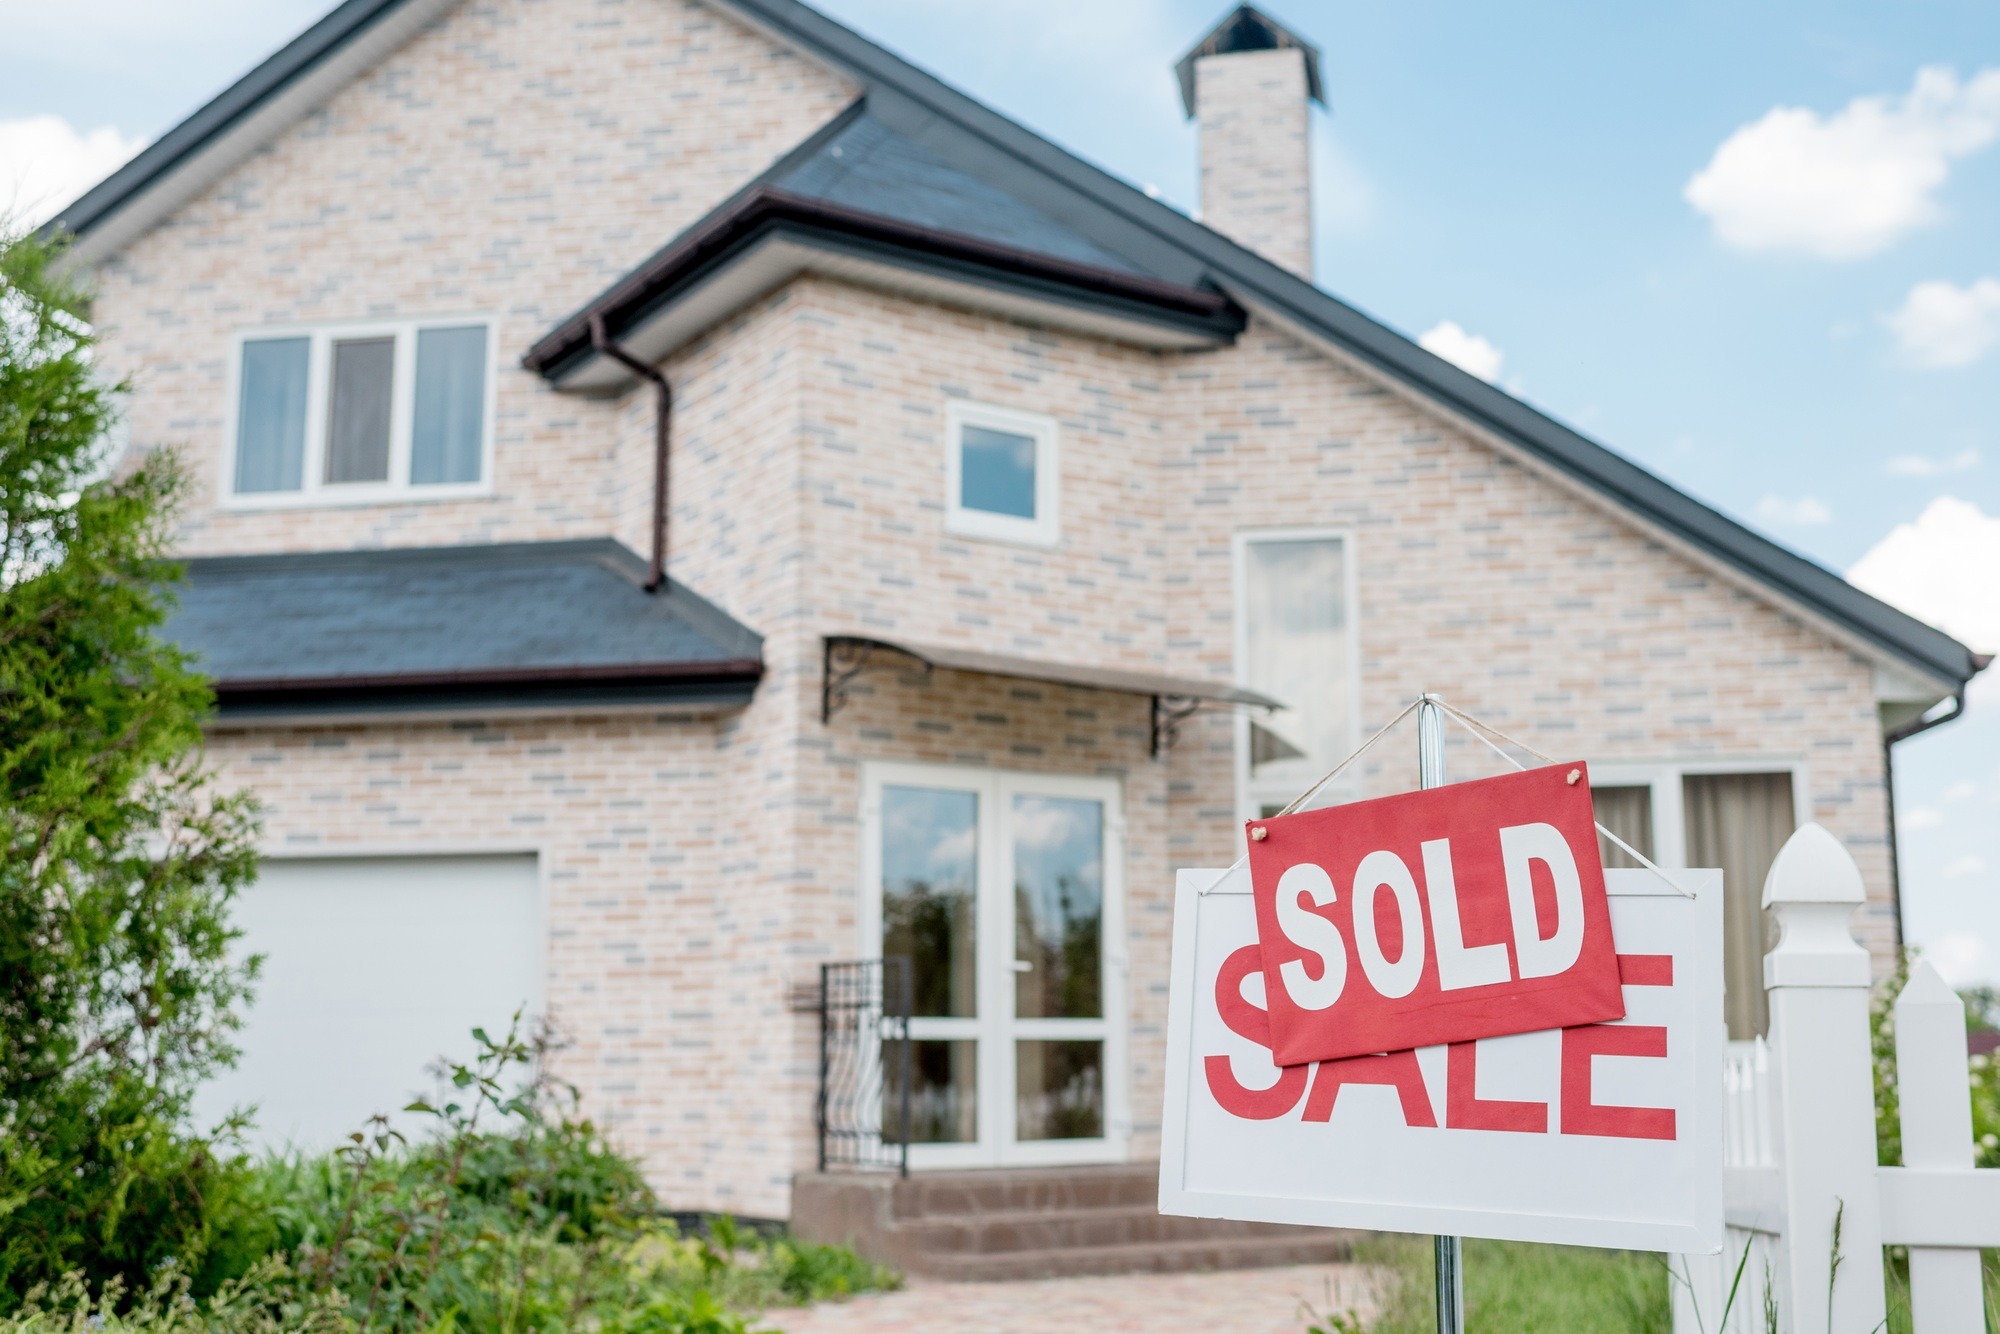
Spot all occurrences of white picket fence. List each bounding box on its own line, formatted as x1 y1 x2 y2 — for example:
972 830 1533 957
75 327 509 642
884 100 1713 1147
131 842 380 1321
1670 824 2000 1333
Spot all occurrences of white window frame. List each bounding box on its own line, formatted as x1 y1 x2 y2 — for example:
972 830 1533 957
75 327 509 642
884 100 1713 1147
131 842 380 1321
221 316 498 510
943 399 1060 547
859 761 1129 1171
1586 758 1811 872
1232 526 1364 824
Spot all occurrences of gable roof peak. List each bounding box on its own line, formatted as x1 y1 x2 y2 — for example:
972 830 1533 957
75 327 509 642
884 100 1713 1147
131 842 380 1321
1175 4 1326 118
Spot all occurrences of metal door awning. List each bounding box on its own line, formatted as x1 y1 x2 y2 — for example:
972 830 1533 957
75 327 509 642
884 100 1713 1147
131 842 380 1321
820 634 1281 756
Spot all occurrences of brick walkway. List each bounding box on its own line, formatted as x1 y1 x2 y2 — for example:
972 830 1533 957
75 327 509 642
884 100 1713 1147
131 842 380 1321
765 1263 1381 1333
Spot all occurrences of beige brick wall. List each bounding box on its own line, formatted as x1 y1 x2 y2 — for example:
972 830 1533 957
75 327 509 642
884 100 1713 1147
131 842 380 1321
90 0 854 558
201 713 794 1208
1195 47 1314 278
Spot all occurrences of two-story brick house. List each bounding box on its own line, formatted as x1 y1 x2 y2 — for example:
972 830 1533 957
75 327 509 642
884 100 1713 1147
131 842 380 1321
50 0 1981 1242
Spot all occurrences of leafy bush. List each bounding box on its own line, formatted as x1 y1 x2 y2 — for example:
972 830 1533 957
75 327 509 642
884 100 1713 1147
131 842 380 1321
0 230 261 1310
26 1017 898 1332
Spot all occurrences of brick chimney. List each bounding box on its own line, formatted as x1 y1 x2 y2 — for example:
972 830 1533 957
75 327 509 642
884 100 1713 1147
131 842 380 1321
1175 5 1324 279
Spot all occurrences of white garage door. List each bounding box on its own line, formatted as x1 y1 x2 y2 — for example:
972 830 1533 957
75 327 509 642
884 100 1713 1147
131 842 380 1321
194 855 542 1150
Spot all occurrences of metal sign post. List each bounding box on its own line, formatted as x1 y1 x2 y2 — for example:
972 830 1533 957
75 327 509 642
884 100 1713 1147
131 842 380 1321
1417 693 1465 1334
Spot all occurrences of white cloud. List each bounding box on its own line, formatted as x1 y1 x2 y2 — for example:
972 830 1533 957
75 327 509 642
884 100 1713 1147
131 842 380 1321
0 115 145 228
1926 931 1995 987
1886 277 2000 368
1684 66 2000 259
1755 495 1833 526
1886 447 1981 476
1944 853 1990 879
1901 806 1946 831
1417 320 1504 383
1849 496 2000 652
1947 780 1981 801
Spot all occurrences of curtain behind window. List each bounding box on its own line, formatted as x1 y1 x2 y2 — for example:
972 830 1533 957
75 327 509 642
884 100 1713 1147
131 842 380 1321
1684 773 1797 1040
235 337 309 493
1594 785 1655 871
412 325 487 485
325 337 395 484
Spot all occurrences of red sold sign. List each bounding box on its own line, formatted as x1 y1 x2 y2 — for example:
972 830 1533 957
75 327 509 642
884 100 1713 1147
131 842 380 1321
1247 763 1625 1067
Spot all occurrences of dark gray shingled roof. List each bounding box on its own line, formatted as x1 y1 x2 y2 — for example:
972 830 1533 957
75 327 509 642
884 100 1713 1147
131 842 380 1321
50 0 1987 698
771 108 1145 275
168 541 763 718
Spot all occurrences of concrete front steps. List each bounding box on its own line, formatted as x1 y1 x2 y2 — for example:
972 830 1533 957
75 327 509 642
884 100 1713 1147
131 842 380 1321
792 1163 1357 1281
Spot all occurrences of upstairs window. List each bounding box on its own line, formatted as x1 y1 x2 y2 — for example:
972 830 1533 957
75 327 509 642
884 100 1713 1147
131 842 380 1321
230 320 492 502
944 401 1059 546
1235 529 1356 819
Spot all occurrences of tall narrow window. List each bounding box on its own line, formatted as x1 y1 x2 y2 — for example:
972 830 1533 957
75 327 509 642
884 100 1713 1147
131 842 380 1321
881 784 979 1145
234 337 310 493
1238 533 1350 816
324 337 395 484
412 325 487 485
944 401 1059 545
1684 772 1797 1040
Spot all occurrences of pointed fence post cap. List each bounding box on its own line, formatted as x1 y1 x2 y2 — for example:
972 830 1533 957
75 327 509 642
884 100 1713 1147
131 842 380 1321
1895 959 1961 1011
1761 823 1864 909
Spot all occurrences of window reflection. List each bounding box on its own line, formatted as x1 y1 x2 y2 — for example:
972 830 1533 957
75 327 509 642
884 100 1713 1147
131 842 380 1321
1241 536 1348 810
960 424 1037 519
1011 795 1103 1020
881 786 978 1018
1016 1040 1103 1141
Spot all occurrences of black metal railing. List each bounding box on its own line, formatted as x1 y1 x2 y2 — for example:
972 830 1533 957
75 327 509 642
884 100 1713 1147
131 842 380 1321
816 957 912 1175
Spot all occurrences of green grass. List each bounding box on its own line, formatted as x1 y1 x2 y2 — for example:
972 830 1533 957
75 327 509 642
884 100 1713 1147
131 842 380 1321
1351 1235 1670 1334
1342 1238 2000 1333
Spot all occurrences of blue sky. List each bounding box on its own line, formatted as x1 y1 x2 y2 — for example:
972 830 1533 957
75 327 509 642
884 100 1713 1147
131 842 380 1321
5 0 1998 978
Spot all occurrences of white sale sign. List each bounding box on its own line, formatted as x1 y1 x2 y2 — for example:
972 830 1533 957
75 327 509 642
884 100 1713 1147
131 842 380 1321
1158 866 1724 1253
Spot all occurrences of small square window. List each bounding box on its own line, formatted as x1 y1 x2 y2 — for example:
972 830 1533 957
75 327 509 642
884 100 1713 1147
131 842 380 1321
945 401 1059 546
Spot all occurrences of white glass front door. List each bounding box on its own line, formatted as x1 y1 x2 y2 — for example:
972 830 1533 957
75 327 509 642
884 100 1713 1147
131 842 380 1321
863 764 1127 1168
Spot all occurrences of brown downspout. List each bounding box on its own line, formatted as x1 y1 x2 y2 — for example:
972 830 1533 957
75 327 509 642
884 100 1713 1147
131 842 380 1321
589 313 671 592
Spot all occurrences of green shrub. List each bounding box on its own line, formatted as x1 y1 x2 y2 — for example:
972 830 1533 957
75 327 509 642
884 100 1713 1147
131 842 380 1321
0 229 261 1313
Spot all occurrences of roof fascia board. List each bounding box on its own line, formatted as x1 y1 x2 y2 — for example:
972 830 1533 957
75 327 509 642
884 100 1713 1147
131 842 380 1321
548 226 1232 386
207 677 760 725
551 234 1234 394
1229 292 1963 700
55 0 460 265
530 192 1242 387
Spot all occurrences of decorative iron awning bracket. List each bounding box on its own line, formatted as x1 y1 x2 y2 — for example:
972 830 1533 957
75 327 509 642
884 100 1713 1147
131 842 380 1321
1150 694 1203 758
821 636 933 724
